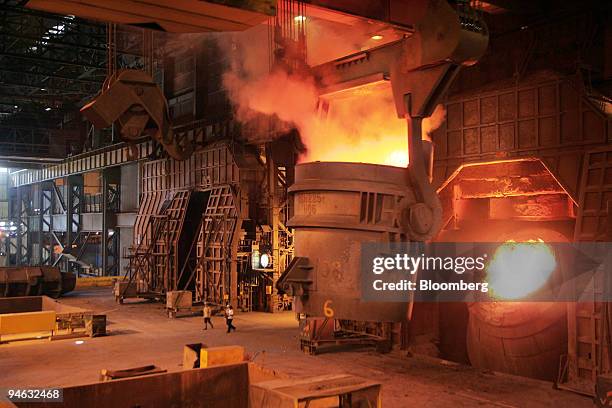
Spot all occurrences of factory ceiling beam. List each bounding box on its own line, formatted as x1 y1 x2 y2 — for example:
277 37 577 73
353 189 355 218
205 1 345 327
0 13 143 57
470 0 545 14
0 51 105 70
0 75 96 94
0 67 102 84
0 92 79 103
0 31 133 55
0 124 66 131
0 5 114 160
0 3 109 30
0 6 107 70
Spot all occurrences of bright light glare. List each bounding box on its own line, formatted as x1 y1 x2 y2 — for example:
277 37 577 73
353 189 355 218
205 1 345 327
31 22 70 51
371 35 384 40
486 240 556 300
294 15 306 23
260 253 270 269
74 340 84 345
49 24 65 35
385 150 409 167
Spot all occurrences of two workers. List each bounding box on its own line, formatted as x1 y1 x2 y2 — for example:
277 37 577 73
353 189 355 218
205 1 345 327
203 302 236 333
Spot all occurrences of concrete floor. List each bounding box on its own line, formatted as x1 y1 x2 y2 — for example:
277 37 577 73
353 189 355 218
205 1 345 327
0 287 593 407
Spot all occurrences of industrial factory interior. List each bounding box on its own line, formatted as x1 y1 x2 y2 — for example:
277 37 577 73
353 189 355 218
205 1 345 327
0 0 610 407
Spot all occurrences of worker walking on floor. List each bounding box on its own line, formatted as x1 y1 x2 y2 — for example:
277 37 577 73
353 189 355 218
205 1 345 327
203 302 213 330
225 304 236 333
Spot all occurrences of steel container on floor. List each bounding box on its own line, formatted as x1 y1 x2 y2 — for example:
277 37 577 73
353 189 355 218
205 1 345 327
280 161 419 322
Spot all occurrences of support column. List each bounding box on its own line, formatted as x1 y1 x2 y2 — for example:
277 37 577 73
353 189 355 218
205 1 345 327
102 168 120 276
66 175 83 252
17 186 31 266
267 149 281 313
64 175 84 274
39 181 54 266
7 186 19 265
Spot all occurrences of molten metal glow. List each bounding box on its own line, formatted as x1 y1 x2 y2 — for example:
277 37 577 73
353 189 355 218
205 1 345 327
301 135 409 167
386 149 409 167
221 31 447 168
299 87 410 167
486 239 556 300
299 94 445 168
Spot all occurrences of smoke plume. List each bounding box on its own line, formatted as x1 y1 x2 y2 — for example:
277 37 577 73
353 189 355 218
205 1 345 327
220 25 446 167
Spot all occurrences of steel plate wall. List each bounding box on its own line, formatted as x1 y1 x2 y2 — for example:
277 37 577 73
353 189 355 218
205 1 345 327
135 142 242 247
432 75 610 201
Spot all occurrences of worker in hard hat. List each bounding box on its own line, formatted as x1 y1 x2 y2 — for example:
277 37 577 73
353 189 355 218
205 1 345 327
225 305 236 333
203 302 213 330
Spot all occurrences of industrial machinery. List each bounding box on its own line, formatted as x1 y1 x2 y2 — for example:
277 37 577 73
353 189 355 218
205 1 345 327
434 158 599 383
0 266 76 298
278 0 489 323
282 162 415 322
37 0 276 161
81 70 194 161
464 226 569 381
117 142 265 310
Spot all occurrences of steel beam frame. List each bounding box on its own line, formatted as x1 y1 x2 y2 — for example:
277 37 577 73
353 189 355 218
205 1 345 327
10 141 154 187
0 3 155 156
9 116 238 187
38 181 55 265
15 186 31 265
102 168 120 276
66 175 83 252
6 185 18 265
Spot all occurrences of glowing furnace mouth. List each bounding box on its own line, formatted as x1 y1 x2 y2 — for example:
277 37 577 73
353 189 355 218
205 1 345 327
486 239 557 300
